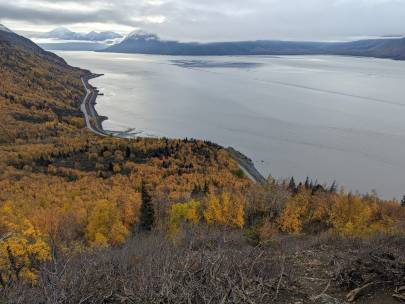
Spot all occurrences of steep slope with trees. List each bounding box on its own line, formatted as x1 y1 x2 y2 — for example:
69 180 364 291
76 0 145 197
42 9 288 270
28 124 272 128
0 29 404 303
0 27 251 282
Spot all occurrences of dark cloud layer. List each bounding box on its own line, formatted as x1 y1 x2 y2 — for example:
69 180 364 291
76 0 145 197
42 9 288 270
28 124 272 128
1 0 405 41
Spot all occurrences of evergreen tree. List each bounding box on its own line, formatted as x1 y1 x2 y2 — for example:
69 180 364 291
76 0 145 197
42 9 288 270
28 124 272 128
329 181 338 193
288 177 296 192
125 146 131 158
139 181 154 231
191 184 202 197
203 182 210 194
304 177 310 189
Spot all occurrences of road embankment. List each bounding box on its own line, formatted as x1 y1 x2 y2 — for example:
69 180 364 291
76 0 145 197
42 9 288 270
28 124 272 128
226 147 266 183
80 74 108 136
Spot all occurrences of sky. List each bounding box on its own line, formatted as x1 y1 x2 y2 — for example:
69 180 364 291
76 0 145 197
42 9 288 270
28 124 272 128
1 0 405 42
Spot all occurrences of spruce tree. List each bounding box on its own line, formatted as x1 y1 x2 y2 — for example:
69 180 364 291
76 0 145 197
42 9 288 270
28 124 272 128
125 146 131 158
288 177 296 192
139 181 154 231
203 182 209 194
304 177 310 189
329 181 338 193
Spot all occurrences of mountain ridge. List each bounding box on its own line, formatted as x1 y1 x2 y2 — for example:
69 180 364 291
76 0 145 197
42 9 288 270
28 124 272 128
102 31 405 60
0 24 13 33
0 25 69 65
45 27 122 41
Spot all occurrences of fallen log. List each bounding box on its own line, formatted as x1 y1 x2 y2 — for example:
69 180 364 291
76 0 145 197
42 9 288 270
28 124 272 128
346 282 377 302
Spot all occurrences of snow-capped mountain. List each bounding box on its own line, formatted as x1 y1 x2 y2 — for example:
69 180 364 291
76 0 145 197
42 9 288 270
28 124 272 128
46 27 122 41
85 31 122 41
124 30 159 41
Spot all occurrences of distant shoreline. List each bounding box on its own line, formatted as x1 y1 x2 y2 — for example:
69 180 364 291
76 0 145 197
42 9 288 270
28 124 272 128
100 34 405 61
80 73 266 183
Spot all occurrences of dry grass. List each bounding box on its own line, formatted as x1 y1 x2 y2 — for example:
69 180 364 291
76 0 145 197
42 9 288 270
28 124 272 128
2 229 404 304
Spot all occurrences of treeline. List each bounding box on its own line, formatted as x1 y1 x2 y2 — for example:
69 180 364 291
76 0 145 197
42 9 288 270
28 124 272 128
166 179 405 241
1 176 404 298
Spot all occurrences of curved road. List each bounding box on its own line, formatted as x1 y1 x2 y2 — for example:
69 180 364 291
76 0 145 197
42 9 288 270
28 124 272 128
80 75 107 137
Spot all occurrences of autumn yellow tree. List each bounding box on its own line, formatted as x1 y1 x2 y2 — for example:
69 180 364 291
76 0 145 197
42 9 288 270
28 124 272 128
168 200 201 235
278 194 309 233
203 193 223 225
203 192 245 228
329 194 373 237
85 200 129 247
0 202 50 284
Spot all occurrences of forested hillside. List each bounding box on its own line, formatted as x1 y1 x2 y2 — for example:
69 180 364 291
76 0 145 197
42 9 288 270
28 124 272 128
0 31 404 303
0 30 250 281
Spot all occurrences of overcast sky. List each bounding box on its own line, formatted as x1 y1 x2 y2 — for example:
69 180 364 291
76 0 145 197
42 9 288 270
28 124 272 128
1 0 405 41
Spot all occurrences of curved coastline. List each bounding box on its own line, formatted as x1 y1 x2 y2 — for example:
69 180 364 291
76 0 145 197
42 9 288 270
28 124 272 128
80 73 266 183
81 74 108 136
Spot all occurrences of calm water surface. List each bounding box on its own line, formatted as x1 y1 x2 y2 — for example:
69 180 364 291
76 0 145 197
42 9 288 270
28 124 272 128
58 51 405 198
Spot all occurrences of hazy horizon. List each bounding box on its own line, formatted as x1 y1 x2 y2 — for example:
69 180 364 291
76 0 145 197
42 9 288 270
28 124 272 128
1 0 405 42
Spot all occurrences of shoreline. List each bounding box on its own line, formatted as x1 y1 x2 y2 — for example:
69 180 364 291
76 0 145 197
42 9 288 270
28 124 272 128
226 147 266 183
80 73 266 183
81 74 108 136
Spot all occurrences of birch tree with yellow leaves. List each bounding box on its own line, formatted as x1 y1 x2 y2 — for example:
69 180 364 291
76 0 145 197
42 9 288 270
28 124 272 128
203 192 245 228
0 202 50 285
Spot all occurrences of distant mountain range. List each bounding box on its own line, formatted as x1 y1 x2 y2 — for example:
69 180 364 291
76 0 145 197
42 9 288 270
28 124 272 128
27 27 123 51
2 24 405 61
102 30 405 60
39 41 108 51
45 27 122 41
